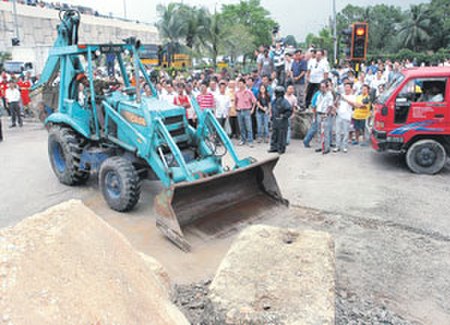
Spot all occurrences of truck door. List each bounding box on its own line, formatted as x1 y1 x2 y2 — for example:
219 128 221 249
395 78 448 126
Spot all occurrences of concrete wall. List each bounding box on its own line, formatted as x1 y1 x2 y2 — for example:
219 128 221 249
0 2 159 51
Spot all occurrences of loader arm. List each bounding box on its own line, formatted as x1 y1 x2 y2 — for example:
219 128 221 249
33 10 81 91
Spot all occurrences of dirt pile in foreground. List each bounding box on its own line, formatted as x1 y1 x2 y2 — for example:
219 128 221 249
0 200 188 325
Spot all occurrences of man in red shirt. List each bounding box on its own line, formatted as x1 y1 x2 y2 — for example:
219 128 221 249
196 81 215 112
0 74 10 116
235 78 256 147
174 83 194 126
17 75 32 116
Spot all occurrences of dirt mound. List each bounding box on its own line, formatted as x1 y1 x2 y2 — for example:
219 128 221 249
0 200 189 325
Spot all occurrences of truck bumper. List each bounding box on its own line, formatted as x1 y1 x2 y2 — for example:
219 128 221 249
371 129 404 152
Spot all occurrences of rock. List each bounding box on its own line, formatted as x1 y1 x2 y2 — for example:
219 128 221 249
292 111 313 139
0 200 189 325
139 252 172 298
206 225 335 325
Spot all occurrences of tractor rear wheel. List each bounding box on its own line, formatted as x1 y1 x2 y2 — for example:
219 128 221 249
48 126 90 185
99 157 141 212
406 139 447 175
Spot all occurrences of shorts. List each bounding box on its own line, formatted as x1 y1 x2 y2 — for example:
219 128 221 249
352 119 366 131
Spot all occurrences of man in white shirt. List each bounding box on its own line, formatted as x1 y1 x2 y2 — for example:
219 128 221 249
306 49 329 108
334 83 355 153
161 82 176 104
5 81 22 128
215 82 231 127
370 70 386 97
315 81 334 154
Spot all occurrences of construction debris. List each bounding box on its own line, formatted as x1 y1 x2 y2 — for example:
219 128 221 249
0 200 189 325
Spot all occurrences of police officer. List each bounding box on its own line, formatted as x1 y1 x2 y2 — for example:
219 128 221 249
268 86 292 154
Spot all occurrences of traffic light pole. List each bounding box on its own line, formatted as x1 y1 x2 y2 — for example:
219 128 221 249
333 0 337 65
12 0 20 44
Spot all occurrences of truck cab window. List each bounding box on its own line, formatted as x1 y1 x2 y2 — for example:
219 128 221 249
399 78 446 103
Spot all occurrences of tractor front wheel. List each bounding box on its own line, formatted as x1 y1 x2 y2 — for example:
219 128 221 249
99 157 141 212
406 139 447 175
48 126 90 185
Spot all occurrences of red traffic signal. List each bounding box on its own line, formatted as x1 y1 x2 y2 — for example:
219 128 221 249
355 27 366 37
351 23 368 61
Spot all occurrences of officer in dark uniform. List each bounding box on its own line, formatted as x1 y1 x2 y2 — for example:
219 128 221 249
268 86 292 154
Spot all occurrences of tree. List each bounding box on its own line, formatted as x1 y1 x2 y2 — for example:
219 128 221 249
178 5 210 50
155 3 185 46
284 35 297 47
398 4 431 52
220 0 277 48
428 0 450 50
221 24 255 62
155 3 186 67
203 12 223 68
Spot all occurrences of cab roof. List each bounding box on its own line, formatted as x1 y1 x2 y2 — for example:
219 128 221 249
400 67 450 79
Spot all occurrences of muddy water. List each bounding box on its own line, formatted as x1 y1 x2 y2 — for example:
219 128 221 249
83 186 280 284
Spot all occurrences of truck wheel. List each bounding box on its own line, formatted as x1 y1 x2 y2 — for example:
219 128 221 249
48 126 90 185
406 139 447 175
99 157 141 212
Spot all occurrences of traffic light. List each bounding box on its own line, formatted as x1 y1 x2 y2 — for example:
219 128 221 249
341 27 353 59
351 23 368 61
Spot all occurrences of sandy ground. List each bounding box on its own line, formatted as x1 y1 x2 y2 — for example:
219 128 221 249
0 118 449 324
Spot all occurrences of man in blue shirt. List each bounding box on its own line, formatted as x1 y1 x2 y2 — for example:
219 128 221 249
291 49 308 110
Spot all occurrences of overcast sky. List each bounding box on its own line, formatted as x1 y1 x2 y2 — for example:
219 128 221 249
64 0 427 41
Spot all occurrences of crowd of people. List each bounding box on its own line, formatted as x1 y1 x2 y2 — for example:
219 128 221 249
1 38 450 150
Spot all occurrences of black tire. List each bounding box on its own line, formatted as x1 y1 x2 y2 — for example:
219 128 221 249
406 139 447 175
99 156 141 212
48 126 90 185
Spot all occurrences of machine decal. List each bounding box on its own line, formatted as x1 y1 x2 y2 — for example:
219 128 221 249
121 111 147 126
390 120 444 135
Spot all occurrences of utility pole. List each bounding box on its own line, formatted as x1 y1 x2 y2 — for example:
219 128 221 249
123 0 127 19
333 0 337 65
12 0 20 45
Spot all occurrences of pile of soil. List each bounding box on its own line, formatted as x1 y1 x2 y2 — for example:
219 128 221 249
0 200 188 325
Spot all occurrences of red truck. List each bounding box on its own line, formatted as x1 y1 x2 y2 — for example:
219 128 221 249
371 67 450 174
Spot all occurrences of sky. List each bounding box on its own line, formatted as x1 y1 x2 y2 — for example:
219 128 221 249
64 0 427 41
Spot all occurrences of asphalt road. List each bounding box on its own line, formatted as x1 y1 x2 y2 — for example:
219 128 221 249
1 118 449 324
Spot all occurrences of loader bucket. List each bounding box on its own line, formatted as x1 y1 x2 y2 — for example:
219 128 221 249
154 156 289 251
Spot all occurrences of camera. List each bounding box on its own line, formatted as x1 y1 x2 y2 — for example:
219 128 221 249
272 24 280 35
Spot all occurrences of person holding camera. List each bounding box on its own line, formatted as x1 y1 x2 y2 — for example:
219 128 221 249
343 84 372 145
268 86 292 154
270 25 286 87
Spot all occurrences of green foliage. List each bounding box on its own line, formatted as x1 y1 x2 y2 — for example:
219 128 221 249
221 24 255 62
155 0 277 68
219 0 277 48
284 35 297 47
310 1 450 62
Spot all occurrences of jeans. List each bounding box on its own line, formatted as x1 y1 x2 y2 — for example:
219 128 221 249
303 114 318 146
256 111 269 139
294 83 306 109
335 116 350 150
286 117 291 145
237 109 253 144
9 102 22 126
316 114 333 152
276 65 286 86
229 116 239 139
